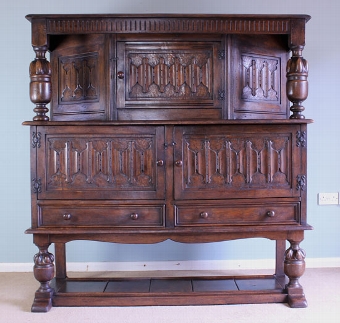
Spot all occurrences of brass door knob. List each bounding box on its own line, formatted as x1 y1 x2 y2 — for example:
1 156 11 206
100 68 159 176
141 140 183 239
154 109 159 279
117 71 124 79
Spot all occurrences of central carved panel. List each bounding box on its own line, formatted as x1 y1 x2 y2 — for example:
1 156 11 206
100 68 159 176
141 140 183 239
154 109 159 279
127 50 213 100
46 136 155 190
183 134 290 189
241 54 280 102
59 53 99 104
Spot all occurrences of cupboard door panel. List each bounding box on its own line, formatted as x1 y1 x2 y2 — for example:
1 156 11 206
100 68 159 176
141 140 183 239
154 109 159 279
174 125 302 199
116 37 224 120
37 126 165 200
50 34 110 121
230 34 289 119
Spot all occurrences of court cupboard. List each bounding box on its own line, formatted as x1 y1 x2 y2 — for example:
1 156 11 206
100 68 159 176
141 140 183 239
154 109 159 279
23 14 312 312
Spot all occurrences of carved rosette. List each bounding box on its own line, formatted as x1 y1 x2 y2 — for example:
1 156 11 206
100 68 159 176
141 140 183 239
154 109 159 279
286 47 308 119
29 46 52 121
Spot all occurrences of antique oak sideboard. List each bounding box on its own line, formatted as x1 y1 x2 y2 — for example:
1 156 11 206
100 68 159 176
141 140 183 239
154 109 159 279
23 14 312 312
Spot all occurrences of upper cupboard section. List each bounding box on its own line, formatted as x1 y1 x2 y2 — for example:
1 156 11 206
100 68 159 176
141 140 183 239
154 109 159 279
48 33 289 121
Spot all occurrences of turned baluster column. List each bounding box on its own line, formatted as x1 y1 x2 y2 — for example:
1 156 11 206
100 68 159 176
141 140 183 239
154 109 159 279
286 46 309 119
29 45 51 121
31 240 55 312
284 238 307 308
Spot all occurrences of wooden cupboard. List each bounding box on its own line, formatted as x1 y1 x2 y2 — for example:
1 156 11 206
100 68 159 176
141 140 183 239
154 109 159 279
24 14 312 311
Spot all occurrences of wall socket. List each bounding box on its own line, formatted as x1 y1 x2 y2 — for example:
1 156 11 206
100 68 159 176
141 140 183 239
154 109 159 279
318 193 339 205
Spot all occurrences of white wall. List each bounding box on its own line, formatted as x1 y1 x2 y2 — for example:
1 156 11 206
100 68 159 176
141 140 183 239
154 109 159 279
1 0 339 267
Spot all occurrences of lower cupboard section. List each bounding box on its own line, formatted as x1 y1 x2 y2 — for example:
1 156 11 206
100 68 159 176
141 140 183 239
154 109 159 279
50 275 288 306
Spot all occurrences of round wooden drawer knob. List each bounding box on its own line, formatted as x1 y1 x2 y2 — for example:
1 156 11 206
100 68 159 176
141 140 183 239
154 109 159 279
266 210 275 217
175 160 183 167
200 212 209 219
117 71 124 79
157 159 164 166
130 213 139 220
63 214 72 220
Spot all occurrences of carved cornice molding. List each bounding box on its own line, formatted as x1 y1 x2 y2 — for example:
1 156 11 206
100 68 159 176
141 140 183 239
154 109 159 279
45 17 292 34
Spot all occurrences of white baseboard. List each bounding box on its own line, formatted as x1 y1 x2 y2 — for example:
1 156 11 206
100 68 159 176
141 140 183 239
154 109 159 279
0 258 339 273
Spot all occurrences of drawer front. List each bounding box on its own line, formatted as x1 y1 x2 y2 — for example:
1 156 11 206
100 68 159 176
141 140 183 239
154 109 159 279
175 201 300 226
39 203 165 228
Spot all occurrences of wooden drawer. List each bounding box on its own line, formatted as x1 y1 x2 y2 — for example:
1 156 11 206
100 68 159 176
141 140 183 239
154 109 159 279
38 203 165 228
175 201 300 226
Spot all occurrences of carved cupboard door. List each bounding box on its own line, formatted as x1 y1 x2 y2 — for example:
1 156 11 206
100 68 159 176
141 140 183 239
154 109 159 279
35 125 165 200
173 124 303 200
50 34 110 121
229 34 290 119
116 35 225 120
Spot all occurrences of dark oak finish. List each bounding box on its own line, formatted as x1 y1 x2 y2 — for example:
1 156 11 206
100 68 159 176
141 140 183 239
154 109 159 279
24 14 312 312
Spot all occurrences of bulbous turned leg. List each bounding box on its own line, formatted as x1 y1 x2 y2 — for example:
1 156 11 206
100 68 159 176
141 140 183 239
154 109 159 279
31 244 55 312
29 46 51 121
286 47 308 119
284 240 307 308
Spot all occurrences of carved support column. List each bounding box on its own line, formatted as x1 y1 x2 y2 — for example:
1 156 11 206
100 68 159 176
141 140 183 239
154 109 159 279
286 46 308 119
29 46 51 121
284 239 307 308
31 239 55 312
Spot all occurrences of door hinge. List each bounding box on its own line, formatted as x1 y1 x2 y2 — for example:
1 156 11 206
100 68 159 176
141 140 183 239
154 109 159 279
218 50 225 60
32 178 42 194
296 175 306 191
32 132 41 148
218 90 225 101
296 131 306 147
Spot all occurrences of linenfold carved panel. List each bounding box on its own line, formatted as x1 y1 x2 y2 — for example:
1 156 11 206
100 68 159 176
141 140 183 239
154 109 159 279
59 53 99 104
183 134 290 189
46 136 155 190
241 54 280 102
127 51 213 100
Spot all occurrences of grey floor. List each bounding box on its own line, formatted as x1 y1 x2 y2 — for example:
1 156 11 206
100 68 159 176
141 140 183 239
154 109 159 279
1 268 339 323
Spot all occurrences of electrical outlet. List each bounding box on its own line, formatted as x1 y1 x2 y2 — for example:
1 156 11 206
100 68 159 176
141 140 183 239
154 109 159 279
318 192 339 205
